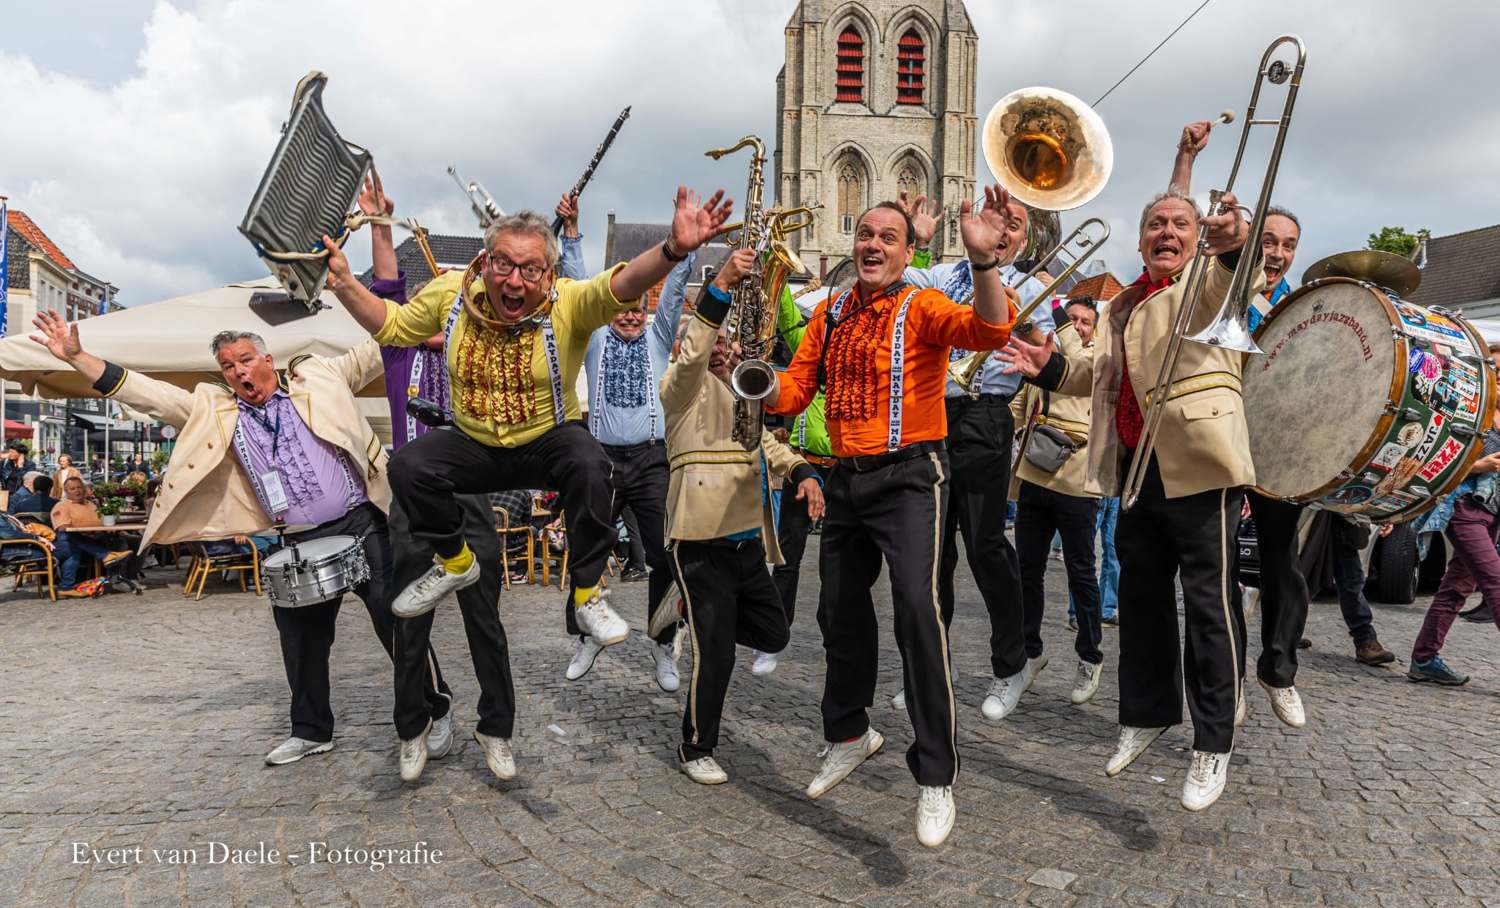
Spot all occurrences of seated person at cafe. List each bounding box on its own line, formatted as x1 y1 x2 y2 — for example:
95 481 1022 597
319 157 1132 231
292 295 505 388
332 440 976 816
8 473 58 522
50 477 131 590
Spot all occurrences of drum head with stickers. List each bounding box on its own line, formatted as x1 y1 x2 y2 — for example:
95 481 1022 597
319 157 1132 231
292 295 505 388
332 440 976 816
1244 281 1398 500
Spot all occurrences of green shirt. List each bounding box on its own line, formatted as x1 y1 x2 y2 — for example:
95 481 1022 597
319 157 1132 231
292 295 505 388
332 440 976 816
776 285 831 457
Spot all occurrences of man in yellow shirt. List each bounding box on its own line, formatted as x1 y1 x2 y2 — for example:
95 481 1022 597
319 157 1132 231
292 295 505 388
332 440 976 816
323 186 731 642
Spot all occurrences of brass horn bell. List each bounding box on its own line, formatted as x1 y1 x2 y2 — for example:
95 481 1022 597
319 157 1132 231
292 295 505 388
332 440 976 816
982 86 1113 211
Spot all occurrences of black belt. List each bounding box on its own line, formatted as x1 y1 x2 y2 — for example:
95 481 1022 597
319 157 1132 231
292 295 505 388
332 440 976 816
946 392 1014 406
601 439 664 457
836 440 945 474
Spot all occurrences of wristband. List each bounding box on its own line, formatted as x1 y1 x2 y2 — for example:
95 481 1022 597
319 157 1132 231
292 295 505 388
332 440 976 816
970 257 1001 272
662 239 687 262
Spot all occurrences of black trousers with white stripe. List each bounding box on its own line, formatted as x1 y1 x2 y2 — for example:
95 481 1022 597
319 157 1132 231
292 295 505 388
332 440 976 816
671 537 789 762
273 503 450 743
1246 492 1310 688
390 493 514 741
819 450 959 787
1115 456 1246 754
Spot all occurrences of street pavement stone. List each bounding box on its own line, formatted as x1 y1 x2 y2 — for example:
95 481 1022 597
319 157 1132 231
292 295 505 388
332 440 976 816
2 545 1499 907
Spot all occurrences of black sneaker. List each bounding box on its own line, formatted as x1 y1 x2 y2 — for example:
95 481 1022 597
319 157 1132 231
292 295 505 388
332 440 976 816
1407 655 1469 686
1459 602 1493 624
620 568 648 583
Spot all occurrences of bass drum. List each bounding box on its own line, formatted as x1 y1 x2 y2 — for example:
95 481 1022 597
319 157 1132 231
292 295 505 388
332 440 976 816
1243 276 1497 522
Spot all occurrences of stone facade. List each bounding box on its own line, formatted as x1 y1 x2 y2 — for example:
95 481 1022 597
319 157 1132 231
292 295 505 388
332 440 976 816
774 0 977 268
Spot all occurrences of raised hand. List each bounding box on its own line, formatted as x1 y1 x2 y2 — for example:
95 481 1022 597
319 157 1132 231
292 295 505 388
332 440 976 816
357 168 394 217
899 191 941 248
713 248 757 290
1203 191 1249 256
1178 120 1212 157
29 309 83 363
996 334 1054 377
555 194 579 234
322 234 353 291
670 186 733 252
959 184 1013 262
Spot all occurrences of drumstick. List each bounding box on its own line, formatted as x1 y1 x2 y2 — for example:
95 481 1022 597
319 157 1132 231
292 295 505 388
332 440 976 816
1211 109 1235 127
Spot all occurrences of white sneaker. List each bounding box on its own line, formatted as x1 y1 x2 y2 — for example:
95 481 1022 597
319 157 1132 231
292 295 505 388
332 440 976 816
651 640 681 692
399 721 430 782
264 736 333 766
680 755 729 785
980 669 1025 720
1105 725 1167 777
574 588 629 646
392 558 480 618
1258 678 1305 728
473 730 515 781
751 649 780 676
1181 749 1230 811
1234 680 1248 727
648 584 684 640
891 687 906 709
807 728 884 799
1021 655 1049 690
426 710 454 759
1070 660 1102 705
566 637 605 680
915 785 956 847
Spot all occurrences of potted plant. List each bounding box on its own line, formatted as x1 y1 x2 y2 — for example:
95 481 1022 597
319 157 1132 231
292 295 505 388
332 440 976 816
97 496 124 527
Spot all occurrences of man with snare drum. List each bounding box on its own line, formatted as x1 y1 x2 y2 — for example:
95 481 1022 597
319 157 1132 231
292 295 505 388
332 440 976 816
29 311 450 771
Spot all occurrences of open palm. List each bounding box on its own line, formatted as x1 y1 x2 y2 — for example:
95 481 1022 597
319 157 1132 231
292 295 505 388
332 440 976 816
670 186 733 252
30 309 81 362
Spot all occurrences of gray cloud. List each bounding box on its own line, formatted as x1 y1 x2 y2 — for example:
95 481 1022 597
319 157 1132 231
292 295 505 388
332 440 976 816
1 0 1494 306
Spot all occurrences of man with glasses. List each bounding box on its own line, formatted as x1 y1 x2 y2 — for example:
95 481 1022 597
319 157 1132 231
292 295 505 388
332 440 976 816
323 186 732 655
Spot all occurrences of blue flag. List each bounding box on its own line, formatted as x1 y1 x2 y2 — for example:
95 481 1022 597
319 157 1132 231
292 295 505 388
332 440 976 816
0 199 9 338
98 284 108 317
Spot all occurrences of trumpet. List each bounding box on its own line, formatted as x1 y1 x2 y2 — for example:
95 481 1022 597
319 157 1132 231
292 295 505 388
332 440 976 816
981 86 1113 211
1121 35 1307 511
948 217 1110 394
448 165 504 229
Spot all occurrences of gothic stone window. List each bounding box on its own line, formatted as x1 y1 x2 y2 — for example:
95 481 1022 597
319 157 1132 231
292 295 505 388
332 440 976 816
837 159 863 233
836 27 864 103
897 30 924 105
896 162 922 201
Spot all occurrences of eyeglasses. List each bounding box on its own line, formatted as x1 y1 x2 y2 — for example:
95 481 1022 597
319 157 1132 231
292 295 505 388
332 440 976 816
486 254 548 284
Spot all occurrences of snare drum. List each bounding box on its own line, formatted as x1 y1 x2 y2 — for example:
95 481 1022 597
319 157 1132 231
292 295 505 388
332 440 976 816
261 535 371 608
1244 276 1498 521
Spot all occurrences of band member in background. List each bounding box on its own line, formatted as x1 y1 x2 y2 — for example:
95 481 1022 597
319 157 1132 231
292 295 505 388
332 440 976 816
894 192 1045 718
768 283 834 677
1008 300 1105 706
764 187 1020 848
1004 187 1255 811
654 247 823 784
562 195 697 691
30 312 449 769
322 186 732 655
359 173 517 783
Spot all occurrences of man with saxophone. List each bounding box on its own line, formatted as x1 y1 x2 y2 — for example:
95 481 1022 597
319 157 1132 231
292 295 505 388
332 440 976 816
1002 187 1256 811
559 195 697 691
763 187 1020 848
890 192 1045 720
322 186 732 656
655 247 823 785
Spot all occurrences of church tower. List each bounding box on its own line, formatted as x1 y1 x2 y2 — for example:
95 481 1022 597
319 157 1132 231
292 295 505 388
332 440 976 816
774 0 978 268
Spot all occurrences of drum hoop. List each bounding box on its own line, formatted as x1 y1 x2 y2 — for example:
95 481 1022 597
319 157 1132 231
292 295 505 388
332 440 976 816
1250 276 1407 507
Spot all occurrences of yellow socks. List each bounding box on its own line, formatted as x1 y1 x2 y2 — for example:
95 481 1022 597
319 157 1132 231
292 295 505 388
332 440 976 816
573 584 600 606
440 544 475 575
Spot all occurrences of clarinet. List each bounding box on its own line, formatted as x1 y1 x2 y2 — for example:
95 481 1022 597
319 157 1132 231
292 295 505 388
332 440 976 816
551 106 631 235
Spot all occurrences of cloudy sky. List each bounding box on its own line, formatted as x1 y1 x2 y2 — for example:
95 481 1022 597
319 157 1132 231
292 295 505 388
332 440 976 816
3 0 1496 306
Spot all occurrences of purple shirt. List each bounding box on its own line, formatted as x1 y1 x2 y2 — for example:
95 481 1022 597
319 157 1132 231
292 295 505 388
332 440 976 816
232 390 367 527
372 273 450 451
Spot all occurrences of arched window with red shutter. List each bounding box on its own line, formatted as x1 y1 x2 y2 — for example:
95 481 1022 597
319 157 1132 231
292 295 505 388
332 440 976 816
836 27 864 103
897 30 925 105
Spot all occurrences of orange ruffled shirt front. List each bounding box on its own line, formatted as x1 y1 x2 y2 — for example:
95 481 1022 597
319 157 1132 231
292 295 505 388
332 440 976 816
768 281 1015 458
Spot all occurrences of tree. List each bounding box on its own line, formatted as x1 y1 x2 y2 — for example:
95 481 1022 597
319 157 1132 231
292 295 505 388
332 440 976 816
1366 226 1425 258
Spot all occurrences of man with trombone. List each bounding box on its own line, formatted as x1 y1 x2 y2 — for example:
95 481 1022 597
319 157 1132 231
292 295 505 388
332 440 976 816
763 187 1021 848
889 192 1046 721
1002 188 1257 810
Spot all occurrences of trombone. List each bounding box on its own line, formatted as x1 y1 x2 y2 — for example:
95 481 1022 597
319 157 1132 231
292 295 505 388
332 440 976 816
1120 34 1307 511
949 217 1110 394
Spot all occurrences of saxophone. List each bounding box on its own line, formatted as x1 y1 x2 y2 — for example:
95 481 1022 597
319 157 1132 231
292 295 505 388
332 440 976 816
704 136 810 448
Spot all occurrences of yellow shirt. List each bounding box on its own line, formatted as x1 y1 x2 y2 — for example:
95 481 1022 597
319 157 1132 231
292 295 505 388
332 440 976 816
374 264 636 447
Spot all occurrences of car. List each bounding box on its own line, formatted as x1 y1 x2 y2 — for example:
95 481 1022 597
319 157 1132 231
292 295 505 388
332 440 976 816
1237 510 1447 606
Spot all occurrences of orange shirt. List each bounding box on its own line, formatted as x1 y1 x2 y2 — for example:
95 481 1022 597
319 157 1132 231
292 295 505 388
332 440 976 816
51 499 102 531
768 281 1014 457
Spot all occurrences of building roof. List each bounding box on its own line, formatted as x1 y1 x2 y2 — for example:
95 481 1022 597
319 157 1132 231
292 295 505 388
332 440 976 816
1066 271 1123 301
1406 224 1500 310
607 222 670 268
7 209 76 270
358 233 483 290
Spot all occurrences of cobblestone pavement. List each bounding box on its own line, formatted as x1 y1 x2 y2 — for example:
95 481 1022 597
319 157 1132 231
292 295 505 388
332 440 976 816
3 546 1499 907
